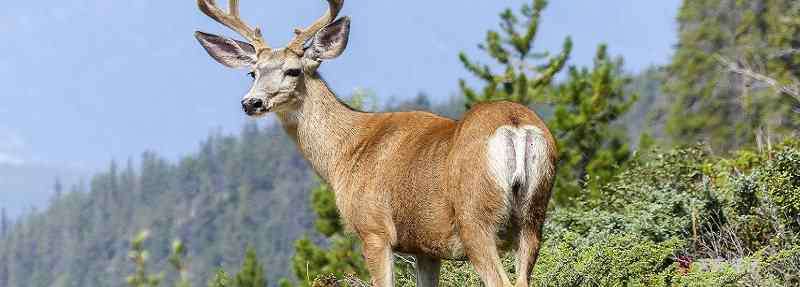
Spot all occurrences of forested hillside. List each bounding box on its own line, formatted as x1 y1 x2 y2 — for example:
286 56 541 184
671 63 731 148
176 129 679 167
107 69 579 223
663 0 800 151
0 123 317 287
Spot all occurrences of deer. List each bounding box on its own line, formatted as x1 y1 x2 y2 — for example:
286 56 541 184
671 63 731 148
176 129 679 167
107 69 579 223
193 0 557 286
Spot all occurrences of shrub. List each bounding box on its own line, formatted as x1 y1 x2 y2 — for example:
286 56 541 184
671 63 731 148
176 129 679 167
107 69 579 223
532 232 681 286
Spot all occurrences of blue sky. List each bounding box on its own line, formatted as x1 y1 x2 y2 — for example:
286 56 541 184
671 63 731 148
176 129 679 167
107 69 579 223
0 1 680 217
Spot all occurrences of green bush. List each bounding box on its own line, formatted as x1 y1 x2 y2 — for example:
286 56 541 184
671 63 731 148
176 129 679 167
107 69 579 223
537 142 800 286
759 148 800 227
547 146 716 242
532 232 681 286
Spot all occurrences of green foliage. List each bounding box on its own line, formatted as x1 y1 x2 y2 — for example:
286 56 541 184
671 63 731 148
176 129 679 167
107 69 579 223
758 148 800 224
533 232 682 286
459 0 572 108
127 236 267 287
208 269 233 287
231 247 267 287
549 146 719 242
309 184 342 237
542 142 800 286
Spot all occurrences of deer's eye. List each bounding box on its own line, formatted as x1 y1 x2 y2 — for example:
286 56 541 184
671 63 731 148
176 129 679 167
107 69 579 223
285 69 301 77
247 71 256 79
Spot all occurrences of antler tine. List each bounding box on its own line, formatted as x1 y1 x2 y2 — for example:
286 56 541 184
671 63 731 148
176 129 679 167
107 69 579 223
198 0 269 51
287 0 344 55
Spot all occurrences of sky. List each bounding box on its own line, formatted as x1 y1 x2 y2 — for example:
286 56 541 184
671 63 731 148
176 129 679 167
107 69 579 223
0 0 681 217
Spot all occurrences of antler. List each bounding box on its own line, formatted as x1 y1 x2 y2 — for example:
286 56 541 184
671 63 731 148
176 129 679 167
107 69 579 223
198 0 269 51
287 0 344 55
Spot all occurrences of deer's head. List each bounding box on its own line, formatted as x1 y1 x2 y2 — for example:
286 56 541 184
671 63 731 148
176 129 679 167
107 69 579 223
194 0 350 117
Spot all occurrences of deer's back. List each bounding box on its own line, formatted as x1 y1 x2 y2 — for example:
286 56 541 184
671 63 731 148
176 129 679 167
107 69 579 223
332 101 555 259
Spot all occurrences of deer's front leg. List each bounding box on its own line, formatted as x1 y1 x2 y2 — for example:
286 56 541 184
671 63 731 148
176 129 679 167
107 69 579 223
361 233 394 287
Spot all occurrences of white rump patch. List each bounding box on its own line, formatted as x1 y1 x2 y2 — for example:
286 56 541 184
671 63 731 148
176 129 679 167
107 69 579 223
486 125 550 198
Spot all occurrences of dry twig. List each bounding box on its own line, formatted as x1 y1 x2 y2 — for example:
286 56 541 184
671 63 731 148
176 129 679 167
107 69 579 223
714 54 800 104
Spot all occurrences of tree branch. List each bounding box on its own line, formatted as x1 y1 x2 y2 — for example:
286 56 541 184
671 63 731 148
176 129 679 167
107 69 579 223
714 54 800 104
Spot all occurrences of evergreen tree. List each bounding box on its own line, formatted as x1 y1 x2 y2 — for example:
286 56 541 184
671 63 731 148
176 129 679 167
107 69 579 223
0 243 7 287
109 160 120 199
549 45 637 203
664 0 800 152
127 231 163 287
53 178 63 201
459 0 572 109
620 66 668 144
288 183 366 286
169 240 190 287
0 208 7 238
207 247 268 287
233 247 267 287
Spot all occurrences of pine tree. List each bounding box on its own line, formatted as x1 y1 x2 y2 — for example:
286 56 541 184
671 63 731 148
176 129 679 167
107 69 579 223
208 269 233 287
664 0 800 152
459 0 572 109
208 247 269 287
53 178 63 201
169 240 190 287
127 231 163 287
549 45 637 203
0 244 7 287
109 160 120 199
0 208 7 238
288 183 366 286
233 247 267 287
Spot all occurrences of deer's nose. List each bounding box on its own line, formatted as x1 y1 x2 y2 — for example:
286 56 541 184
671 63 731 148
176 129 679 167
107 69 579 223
241 98 264 114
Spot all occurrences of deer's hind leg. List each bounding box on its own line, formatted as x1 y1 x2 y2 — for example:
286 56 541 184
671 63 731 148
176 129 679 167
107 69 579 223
458 220 512 287
513 221 544 287
513 178 552 287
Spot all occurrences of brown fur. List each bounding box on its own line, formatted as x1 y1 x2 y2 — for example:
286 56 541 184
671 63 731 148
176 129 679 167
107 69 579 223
277 74 557 287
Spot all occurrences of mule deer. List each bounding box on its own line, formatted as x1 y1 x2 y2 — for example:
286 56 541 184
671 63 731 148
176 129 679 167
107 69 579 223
194 1 557 286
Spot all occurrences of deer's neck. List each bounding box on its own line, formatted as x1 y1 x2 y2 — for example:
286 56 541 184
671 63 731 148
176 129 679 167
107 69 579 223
276 73 367 182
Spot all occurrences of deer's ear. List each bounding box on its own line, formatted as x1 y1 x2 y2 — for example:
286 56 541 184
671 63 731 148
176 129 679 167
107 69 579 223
194 31 257 69
305 17 351 61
